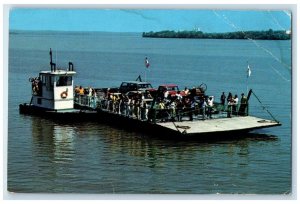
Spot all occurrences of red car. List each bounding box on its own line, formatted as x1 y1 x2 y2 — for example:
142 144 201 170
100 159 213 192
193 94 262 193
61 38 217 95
157 84 186 97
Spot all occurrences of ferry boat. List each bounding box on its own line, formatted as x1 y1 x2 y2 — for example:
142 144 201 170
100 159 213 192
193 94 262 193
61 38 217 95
19 49 281 139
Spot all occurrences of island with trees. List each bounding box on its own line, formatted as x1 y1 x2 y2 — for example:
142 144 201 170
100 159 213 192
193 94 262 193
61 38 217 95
142 29 291 40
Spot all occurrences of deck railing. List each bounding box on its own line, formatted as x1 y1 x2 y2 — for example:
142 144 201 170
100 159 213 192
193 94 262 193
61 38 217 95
74 93 249 124
148 103 249 124
74 94 100 109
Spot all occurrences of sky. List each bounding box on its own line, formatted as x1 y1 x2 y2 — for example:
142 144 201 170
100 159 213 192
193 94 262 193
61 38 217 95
9 9 291 33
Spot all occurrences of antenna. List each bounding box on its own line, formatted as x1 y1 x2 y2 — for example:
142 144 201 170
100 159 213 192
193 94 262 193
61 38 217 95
49 48 56 72
55 48 57 68
49 48 53 65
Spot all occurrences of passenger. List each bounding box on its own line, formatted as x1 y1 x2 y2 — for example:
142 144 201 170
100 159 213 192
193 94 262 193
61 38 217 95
232 94 239 115
118 94 124 115
183 87 189 95
238 93 248 116
135 97 141 119
158 100 166 122
112 94 118 113
88 87 93 106
145 90 153 99
220 92 226 110
207 96 214 119
227 92 232 104
75 86 80 95
116 94 121 114
37 78 42 96
30 77 39 95
92 89 97 97
106 88 111 110
169 100 176 121
190 87 196 98
125 97 131 117
79 86 85 95
175 91 183 100
129 97 135 117
92 89 97 108
226 92 233 117
158 100 165 109
74 86 80 103
176 99 184 122
140 99 145 120
145 102 150 121
200 96 207 120
106 88 111 98
88 87 92 96
78 86 85 104
189 99 195 121
193 96 200 115
164 90 170 99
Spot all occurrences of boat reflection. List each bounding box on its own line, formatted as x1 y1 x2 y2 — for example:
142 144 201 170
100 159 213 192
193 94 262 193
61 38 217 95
31 116 76 165
30 115 279 171
97 125 279 168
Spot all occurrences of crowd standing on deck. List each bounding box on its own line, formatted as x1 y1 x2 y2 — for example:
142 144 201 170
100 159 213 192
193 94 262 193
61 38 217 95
74 85 248 122
74 85 98 107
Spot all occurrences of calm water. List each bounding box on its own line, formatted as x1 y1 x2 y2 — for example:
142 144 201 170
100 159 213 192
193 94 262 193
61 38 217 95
7 31 291 194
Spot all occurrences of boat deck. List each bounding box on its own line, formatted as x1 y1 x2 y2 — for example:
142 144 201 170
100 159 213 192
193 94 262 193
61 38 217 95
157 116 280 135
72 95 281 136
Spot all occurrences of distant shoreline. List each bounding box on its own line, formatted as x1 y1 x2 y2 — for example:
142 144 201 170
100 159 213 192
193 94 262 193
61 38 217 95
9 29 291 40
142 29 291 40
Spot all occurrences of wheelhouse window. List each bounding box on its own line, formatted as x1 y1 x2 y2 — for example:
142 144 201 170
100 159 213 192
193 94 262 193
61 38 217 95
56 76 72 87
45 75 54 89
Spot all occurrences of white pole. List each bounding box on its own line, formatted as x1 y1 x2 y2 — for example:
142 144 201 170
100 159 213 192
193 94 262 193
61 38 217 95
246 61 250 93
144 57 148 82
246 76 248 93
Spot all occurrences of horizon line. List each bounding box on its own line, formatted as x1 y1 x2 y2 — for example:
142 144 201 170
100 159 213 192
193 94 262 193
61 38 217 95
9 28 290 33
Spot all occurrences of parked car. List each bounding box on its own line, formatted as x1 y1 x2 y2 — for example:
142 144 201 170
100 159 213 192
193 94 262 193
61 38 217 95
119 81 155 94
157 84 186 97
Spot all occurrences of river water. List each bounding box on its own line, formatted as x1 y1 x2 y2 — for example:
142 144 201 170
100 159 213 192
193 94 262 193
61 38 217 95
7 31 291 194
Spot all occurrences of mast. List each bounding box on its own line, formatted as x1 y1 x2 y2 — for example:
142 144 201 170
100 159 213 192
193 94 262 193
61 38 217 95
49 48 56 72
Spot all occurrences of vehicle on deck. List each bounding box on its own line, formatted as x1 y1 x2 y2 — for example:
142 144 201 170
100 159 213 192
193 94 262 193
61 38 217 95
119 81 155 94
157 84 181 96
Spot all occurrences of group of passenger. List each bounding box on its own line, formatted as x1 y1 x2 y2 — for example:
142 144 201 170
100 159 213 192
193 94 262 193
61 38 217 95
153 87 215 122
220 92 248 117
101 87 203 122
30 77 42 96
74 86 98 107
102 86 249 122
103 89 153 121
74 84 249 122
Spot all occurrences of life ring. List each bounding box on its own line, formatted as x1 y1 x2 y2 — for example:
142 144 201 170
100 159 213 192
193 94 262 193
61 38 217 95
61 91 68 99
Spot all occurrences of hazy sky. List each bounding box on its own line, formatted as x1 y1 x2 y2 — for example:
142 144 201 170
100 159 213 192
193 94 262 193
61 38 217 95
9 9 291 32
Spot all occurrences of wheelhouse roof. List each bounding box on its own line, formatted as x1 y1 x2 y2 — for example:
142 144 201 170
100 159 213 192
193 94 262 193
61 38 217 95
39 70 76 76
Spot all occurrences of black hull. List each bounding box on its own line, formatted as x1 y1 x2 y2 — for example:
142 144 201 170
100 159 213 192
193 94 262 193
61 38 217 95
19 103 100 122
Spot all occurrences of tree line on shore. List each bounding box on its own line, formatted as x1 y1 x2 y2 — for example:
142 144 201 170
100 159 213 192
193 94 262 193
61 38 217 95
142 29 291 40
